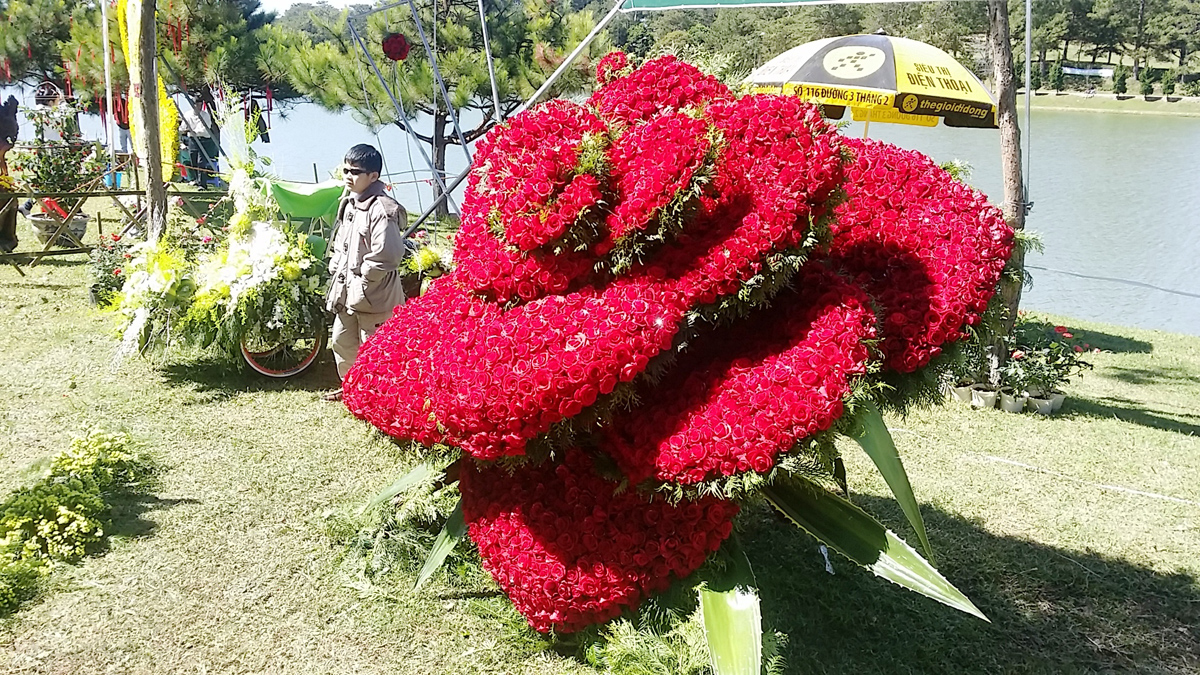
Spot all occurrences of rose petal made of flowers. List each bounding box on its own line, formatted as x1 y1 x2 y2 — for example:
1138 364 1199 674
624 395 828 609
828 137 1014 373
344 271 688 460
587 55 733 127
654 95 845 301
604 266 876 485
468 100 607 253
460 450 738 633
603 111 711 242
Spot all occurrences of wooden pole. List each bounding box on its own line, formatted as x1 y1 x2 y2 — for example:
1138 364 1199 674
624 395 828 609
100 0 117 173
138 0 166 242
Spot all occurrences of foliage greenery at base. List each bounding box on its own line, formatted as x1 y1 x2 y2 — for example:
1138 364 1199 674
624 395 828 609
0 427 155 616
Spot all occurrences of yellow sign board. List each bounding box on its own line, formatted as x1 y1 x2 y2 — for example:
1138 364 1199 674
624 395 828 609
851 106 938 127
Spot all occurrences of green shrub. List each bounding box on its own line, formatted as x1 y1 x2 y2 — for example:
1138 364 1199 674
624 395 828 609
1163 68 1180 95
1050 61 1064 92
0 556 47 615
1139 68 1155 96
1113 65 1128 94
1185 79 1200 97
1030 67 1042 91
51 427 149 490
0 476 107 563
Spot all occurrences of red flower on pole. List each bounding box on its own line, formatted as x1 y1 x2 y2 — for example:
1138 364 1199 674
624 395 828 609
382 33 410 62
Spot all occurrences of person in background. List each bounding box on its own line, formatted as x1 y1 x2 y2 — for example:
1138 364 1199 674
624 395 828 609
176 94 215 187
0 96 18 253
323 144 407 401
0 96 17 177
113 94 131 155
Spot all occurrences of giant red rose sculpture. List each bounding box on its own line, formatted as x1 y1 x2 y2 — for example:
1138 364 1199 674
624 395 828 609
342 54 1012 637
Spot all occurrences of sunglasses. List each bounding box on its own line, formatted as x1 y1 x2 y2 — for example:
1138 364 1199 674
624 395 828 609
342 167 368 176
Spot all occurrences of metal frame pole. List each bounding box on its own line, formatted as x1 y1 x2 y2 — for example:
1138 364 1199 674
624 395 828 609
515 0 626 115
1023 0 1032 212
478 0 503 124
100 0 116 169
404 0 473 162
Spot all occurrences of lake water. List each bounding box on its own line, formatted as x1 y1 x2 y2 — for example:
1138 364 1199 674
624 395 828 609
843 111 1200 338
7 87 1199 336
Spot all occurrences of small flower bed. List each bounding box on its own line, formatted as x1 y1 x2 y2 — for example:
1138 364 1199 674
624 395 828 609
1 427 154 616
89 233 135 306
1005 318 1094 396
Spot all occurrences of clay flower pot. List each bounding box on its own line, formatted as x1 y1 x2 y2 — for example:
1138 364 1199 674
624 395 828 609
1027 396 1055 415
999 388 1028 413
970 384 998 409
1049 390 1066 412
28 212 87 247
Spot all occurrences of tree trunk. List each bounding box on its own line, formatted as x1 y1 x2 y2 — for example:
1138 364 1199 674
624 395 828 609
138 0 166 242
987 0 1026 336
1039 49 1048 78
431 111 449 219
1133 0 1147 80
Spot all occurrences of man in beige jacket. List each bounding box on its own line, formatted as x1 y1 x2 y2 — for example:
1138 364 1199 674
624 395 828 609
325 144 407 398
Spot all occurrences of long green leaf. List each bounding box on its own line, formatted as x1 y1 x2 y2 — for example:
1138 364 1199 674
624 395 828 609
763 479 988 621
700 586 763 675
359 461 441 515
700 534 762 675
414 500 465 592
849 400 933 562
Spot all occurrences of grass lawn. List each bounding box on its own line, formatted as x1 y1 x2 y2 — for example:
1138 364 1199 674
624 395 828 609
1020 91 1200 117
1 229 1198 673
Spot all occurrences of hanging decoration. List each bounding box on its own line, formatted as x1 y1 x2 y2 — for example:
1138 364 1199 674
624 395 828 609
117 0 179 179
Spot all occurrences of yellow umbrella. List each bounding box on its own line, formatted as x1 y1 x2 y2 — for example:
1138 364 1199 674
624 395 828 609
746 33 997 134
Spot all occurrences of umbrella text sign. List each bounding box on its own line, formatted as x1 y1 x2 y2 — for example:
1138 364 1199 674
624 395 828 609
747 34 997 129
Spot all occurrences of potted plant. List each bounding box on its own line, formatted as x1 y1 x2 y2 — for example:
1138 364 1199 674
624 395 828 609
1007 321 1094 415
998 348 1030 413
88 232 134 306
1044 325 1094 411
9 101 105 246
946 337 986 405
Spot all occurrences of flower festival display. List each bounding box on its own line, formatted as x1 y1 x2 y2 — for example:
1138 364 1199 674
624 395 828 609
112 133 327 363
341 53 1014 659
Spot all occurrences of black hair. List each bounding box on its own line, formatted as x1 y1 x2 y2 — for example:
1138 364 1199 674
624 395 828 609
344 143 383 175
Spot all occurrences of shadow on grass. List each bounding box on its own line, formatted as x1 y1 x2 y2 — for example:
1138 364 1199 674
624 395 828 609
1063 395 1200 436
745 496 1200 674
2 281 73 291
6 256 89 268
1018 318 1153 354
159 351 341 396
1105 365 1200 387
106 491 200 541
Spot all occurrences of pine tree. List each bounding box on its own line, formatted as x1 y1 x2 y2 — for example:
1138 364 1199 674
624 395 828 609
266 0 609 217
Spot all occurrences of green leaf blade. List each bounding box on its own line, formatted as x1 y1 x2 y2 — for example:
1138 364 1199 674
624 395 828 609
414 500 465 592
699 586 763 675
850 400 934 562
763 479 988 622
360 461 440 515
